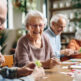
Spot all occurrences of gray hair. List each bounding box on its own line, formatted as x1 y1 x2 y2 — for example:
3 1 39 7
25 10 47 27
50 14 69 27
75 29 81 41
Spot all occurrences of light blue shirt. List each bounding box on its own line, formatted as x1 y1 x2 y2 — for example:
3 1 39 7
45 28 61 58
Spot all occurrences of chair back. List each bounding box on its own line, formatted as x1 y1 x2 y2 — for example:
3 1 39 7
2 55 13 67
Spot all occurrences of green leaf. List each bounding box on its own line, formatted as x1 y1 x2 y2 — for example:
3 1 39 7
35 60 42 67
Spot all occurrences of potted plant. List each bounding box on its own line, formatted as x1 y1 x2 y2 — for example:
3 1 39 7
12 0 26 12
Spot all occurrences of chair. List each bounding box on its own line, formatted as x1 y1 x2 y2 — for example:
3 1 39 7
2 55 13 67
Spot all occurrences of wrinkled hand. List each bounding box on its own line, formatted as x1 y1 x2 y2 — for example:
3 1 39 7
62 49 79 56
17 63 36 77
24 62 36 69
42 58 61 69
0 53 5 64
31 67 45 81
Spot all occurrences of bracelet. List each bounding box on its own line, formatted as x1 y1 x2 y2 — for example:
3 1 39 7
0 67 17 79
0 67 9 78
8 67 17 78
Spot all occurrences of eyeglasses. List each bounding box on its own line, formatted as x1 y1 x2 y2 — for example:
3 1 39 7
0 17 5 26
29 24 44 28
55 23 65 29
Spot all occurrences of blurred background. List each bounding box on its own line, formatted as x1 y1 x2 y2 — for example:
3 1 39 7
0 0 81 54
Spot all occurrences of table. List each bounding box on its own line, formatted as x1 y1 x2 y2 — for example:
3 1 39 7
0 65 73 81
42 65 73 81
1 59 81 81
42 59 81 81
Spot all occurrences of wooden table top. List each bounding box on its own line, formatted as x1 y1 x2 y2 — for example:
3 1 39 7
42 65 73 81
41 60 78 81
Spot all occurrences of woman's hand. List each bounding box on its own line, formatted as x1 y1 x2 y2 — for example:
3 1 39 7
17 63 36 77
24 62 36 69
0 53 5 64
42 58 61 69
23 62 45 81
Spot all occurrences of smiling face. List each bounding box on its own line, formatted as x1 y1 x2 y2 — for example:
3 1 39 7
51 17 66 35
26 17 45 40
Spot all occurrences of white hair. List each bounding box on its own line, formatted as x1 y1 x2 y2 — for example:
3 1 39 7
50 14 69 27
25 10 47 27
75 29 81 41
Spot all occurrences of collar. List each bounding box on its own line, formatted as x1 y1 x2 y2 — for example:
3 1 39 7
49 27 56 37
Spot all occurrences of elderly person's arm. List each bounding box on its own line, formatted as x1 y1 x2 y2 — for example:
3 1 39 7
0 63 45 81
41 37 61 69
43 36 61 69
60 49 79 56
14 38 30 67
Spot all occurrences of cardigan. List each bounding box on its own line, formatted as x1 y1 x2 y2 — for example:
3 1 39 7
14 33 55 67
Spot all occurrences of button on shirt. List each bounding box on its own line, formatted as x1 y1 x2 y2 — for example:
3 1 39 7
45 28 61 58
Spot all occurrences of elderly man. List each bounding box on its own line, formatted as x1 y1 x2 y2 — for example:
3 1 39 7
0 0 45 81
0 0 7 64
45 14 78 59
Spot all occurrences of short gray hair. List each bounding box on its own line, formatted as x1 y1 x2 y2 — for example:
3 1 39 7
50 14 69 27
75 29 81 41
25 10 47 27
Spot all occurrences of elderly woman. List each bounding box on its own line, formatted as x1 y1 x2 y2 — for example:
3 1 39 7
14 10 60 69
68 29 81 51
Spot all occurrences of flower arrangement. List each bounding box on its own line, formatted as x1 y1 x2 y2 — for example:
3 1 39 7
35 60 42 67
12 0 26 12
12 0 36 12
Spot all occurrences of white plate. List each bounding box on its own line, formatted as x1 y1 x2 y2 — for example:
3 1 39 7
70 65 81 69
62 62 78 64
70 59 81 62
